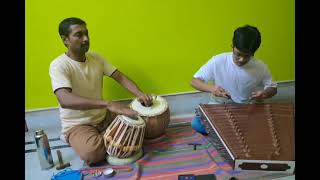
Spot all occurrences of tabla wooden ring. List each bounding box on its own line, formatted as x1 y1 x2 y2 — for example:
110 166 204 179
130 96 170 139
103 115 145 165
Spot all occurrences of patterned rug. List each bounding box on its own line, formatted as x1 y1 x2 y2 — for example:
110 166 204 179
80 123 293 180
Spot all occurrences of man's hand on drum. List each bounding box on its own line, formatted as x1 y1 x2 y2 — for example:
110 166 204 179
137 93 153 107
107 101 139 119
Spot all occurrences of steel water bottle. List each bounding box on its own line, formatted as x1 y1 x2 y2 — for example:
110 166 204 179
34 129 54 170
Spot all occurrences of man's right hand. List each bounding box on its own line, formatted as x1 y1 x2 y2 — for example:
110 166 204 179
212 85 231 99
107 101 139 119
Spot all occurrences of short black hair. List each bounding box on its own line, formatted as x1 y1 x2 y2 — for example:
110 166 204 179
58 17 86 37
232 25 261 54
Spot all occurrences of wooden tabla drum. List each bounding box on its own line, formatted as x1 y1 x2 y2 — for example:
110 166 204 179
103 115 145 165
130 96 170 139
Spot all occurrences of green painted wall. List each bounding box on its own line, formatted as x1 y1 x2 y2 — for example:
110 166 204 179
26 0 294 110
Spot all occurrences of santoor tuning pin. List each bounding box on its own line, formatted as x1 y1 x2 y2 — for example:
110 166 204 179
244 144 249 149
270 126 275 132
245 153 250 158
236 128 241 133
243 148 247 153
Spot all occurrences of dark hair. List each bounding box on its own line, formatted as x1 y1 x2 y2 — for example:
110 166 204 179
232 25 261 54
58 17 86 37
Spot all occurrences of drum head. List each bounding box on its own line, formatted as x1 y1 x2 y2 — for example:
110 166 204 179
130 96 168 117
120 115 145 126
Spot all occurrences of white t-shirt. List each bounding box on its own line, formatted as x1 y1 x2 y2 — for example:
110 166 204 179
49 52 116 133
194 52 277 103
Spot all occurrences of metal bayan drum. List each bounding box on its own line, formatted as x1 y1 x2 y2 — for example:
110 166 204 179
130 96 170 139
103 115 145 165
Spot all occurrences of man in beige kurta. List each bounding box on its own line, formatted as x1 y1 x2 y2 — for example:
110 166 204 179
49 17 153 165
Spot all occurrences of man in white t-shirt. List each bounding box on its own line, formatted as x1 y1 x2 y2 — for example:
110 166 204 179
49 17 153 165
190 25 277 135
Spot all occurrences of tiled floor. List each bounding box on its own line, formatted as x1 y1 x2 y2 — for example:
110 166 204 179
25 81 295 180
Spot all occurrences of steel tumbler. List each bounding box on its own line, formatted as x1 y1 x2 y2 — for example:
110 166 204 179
34 129 54 170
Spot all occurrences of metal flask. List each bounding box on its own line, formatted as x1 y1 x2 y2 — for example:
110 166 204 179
34 129 54 170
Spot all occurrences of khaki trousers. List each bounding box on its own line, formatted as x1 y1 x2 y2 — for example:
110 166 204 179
64 111 117 165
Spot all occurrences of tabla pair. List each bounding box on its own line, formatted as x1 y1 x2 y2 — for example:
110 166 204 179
103 96 170 165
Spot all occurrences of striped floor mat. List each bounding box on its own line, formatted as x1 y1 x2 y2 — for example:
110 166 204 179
81 124 293 180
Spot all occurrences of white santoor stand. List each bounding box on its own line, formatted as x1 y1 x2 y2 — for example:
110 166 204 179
106 149 143 166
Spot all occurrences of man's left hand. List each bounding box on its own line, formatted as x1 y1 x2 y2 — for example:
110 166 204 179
138 94 153 107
